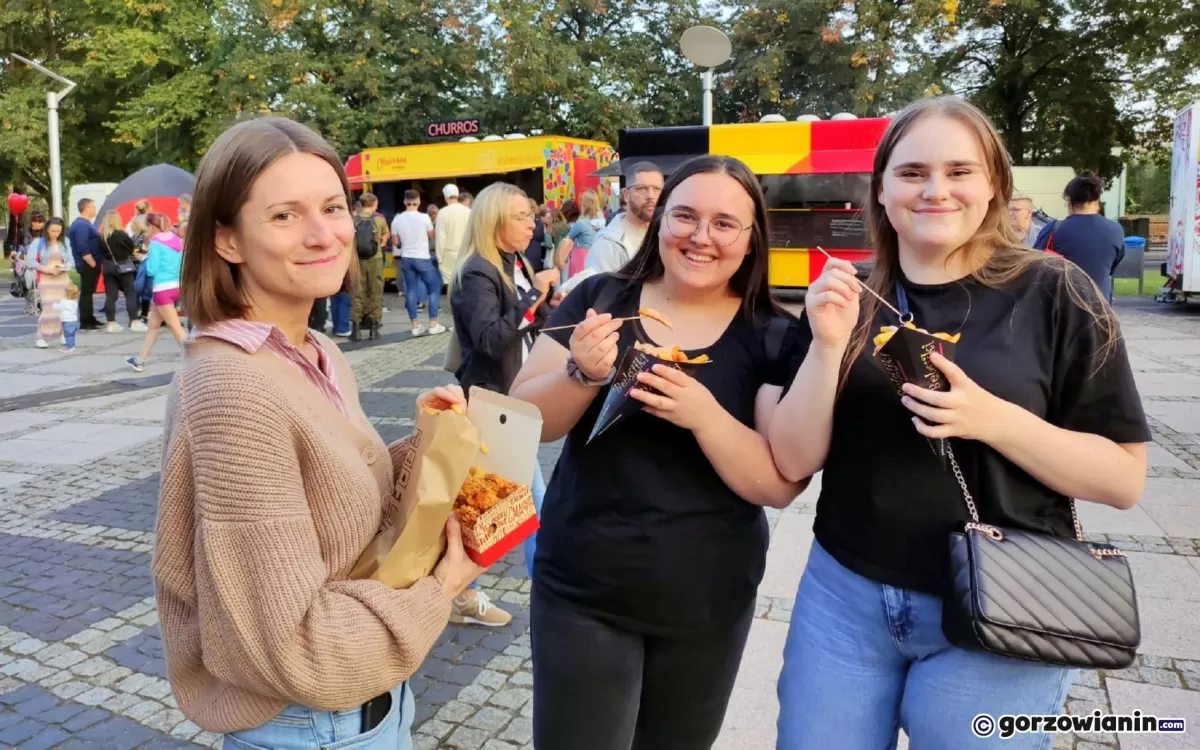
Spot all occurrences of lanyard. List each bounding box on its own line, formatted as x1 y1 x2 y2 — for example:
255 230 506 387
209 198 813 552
895 282 910 317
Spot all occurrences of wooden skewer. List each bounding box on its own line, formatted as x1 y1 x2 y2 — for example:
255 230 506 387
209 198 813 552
541 315 646 333
812 245 909 321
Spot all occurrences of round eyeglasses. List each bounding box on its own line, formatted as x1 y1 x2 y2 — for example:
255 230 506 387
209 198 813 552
664 208 751 247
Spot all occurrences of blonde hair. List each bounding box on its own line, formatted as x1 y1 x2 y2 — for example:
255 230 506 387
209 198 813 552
454 182 527 292
580 189 602 218
130 216 148 237
65 284 80 300
100 210 123 240
842 96 1117 387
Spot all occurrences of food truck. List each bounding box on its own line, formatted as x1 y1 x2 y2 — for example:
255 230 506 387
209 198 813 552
609 117 890 289
346 133 616 287
1161 102 1200 302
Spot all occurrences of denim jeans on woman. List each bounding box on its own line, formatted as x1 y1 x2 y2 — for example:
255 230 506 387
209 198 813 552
223 682 414 750
777 542 1073 750
522 461 547 578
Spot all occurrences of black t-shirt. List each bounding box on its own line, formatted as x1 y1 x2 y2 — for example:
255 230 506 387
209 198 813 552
536 274 798 635
781 263 1150 594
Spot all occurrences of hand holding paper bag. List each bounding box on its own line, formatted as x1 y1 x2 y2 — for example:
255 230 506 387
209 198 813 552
350 397 481 589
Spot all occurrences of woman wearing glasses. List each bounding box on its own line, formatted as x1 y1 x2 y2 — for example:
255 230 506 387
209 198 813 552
510 155 805 750
449 182 560 616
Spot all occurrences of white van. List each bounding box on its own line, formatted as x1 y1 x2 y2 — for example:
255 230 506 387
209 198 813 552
67 183 118 223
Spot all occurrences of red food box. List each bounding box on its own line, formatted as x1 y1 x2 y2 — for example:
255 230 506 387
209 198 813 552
457 483 540 567
457 388 544 568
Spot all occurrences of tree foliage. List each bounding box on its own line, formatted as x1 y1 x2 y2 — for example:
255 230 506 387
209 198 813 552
2 0 1198 210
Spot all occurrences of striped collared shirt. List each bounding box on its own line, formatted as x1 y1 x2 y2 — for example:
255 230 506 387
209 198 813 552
191 320 346 416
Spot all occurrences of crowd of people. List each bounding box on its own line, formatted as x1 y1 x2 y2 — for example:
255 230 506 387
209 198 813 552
1 93 1150 750
6 196 191 357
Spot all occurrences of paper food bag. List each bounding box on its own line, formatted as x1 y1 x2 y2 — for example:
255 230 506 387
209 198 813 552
873 325 959 463
453 388 544 567
587 345 710 443
350 401 481 589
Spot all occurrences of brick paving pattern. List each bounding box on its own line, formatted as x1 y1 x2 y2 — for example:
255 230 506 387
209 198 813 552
1 296 1199 748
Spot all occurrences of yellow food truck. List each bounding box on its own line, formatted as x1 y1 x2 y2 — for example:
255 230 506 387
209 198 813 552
346 131 616 287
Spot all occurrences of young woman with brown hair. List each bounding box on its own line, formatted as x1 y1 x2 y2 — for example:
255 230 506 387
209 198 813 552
154 116 484 749
768 97 1149 749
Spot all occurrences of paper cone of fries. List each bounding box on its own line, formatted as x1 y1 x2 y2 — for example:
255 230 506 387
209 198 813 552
587 343 711 443
873 324 960 464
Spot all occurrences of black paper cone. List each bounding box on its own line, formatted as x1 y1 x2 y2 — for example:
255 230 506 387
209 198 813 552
587 345 710 443
873 325 959 463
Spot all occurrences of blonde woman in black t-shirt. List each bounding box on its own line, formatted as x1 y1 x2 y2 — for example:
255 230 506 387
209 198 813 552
768 97 1149 749
511 155 805 750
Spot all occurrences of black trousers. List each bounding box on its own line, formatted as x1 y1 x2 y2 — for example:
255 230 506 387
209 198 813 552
531 582 753 750
101 261 138 323
78 259 102 326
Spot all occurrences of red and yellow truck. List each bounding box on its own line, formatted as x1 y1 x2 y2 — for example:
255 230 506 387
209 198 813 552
611 117 889 290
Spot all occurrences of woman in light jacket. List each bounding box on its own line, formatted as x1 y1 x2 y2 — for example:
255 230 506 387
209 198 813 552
27 217 74 350
126 213 187 372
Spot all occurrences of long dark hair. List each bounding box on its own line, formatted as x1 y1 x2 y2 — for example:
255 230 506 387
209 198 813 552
42 217 65 242
615 154 783 322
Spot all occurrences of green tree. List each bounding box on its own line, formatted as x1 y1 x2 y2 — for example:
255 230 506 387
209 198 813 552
476 0 710 142
932 0 1200 178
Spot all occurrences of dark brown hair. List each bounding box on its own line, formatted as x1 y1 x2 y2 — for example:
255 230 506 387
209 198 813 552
1064 170 1103 207
181 117 355 327
616 154 784 323
841 96 1116 388
404 189 420 203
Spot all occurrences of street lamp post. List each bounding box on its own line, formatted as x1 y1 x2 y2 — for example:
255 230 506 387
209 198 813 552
12 54 77 220
680 26 731 126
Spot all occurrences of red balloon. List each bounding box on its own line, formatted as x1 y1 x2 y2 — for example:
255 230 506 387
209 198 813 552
7 193 29 217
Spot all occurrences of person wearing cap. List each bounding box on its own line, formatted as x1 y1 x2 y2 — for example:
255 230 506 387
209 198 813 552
435 184 471 289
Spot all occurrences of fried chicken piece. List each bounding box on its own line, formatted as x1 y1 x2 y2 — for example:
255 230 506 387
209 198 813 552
455 467 521 515
639 307 673 329
455 505 481 528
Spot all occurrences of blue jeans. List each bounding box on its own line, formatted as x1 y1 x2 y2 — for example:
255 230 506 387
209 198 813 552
777 542 1072 749
62 321 79 349
401 257 440 321
331 292 352 335
223 683 413 750
522 461 547 578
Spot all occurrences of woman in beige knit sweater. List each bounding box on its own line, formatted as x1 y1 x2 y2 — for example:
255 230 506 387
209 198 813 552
154 117 484 750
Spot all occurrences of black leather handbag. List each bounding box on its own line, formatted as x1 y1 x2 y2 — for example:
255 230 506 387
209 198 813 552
941 443 1140 669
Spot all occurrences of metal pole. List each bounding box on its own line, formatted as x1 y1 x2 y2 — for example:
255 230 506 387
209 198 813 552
12 55 76 220
46 91 63 220
702 69 713 126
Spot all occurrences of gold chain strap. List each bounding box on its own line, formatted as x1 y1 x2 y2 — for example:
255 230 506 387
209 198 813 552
945 442 1124 560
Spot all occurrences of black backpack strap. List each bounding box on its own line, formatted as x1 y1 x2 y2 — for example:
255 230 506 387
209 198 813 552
764 315 789 363
589 273 625 315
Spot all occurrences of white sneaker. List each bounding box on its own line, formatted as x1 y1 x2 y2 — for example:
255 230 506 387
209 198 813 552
106 322 124 333
35 338 48 349
411 325 427 337
428 322 447 335
130 320 148 332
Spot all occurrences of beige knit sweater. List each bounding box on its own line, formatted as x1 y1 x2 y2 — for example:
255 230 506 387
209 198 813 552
153 335 452 733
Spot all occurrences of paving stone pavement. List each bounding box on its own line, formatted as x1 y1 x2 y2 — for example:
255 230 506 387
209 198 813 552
2 294 1200 749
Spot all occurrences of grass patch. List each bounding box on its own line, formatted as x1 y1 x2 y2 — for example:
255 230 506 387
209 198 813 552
1114 269 1166 297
